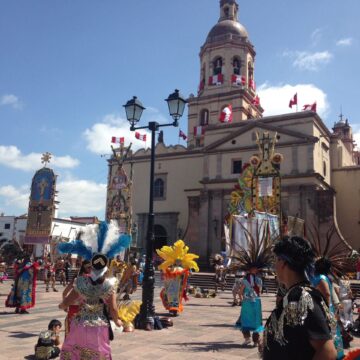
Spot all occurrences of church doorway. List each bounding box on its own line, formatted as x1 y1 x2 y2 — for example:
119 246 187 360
153 225 167 266
153 224 167 251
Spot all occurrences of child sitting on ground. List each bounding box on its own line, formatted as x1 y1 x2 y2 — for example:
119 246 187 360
34 319 62 359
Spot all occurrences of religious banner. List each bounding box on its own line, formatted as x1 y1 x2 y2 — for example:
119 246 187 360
105 144 133 235
258 177 273 197
24 156 56 244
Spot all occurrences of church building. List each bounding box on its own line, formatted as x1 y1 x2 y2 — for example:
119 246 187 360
111 0 359 265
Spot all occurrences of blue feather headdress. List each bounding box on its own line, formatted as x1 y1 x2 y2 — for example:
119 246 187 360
57 220 131 260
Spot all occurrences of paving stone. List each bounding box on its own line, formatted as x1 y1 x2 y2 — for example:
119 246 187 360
0 279 359 359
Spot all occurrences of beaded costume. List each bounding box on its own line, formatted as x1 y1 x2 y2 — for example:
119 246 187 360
157 240 199 315
6 259 39 311
58 221 131 360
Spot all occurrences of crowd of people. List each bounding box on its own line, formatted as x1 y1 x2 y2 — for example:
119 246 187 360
212 237 360 360
1 229 360 359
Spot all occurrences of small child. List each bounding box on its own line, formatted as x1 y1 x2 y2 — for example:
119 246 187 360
34 319 62 360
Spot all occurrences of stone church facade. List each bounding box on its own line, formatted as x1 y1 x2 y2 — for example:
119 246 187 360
113 0 359 265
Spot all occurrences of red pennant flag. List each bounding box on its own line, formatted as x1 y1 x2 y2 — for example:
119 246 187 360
135 132 146 141
219 104 233 123
111 136 125 144
289 93 297 108
249 78 256 90
208 73 224 86
251 95 260 106
231 74 246 86
302 102 317 112
194 126 205 138
179 129 187 140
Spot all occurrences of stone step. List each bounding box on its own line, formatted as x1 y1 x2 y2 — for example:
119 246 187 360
5 267 360 297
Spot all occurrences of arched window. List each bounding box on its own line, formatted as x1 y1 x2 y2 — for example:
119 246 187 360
200 109 209 125
154 178 164 198
224 7 229 18
233 57 241 75
213 57 222 75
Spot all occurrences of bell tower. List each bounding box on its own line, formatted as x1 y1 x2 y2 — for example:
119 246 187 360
187 0 263 148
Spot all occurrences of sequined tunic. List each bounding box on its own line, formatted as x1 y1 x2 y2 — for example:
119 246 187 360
73 276 117 327
262 283 333 360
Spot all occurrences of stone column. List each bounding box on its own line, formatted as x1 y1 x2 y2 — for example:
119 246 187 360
198 190 210 263
210 190 223 255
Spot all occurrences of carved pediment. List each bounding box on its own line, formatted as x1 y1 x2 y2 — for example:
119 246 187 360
204 121 318 152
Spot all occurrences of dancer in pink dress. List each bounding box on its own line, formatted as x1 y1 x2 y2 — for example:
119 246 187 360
57 221 131 360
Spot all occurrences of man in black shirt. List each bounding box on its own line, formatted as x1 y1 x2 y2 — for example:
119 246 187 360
262 236 337 360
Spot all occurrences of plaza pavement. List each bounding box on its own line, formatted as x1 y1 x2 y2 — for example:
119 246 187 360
0 279 359 360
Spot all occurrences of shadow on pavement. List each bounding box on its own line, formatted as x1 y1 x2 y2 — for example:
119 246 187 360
199 323 236 328
167 341 244 352
186 303 231 308
9 331 38 339
0 311 16 315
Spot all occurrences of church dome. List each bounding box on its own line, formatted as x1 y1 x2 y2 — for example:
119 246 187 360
206 20 248 43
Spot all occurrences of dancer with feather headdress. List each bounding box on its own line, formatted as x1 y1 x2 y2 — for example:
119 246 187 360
156 239 199 316
57 220 131 360
209 253 227 293
230 220 276 347
307 223 355 359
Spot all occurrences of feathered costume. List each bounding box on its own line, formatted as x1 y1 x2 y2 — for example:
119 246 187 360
6 259 39 311
57 220 131 360
210 254 227 292
156 239 199 315
306 223 354 359
230 220 276 342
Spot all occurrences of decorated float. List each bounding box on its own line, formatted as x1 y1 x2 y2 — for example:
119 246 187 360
156 239 199 316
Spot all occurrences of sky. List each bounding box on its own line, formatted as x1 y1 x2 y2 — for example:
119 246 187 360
1 0 359 219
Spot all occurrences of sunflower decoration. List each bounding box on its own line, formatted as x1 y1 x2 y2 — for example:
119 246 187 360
156 239 199 273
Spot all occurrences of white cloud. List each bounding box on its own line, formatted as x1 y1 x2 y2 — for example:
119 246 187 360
0 185 29 213
283 51 333 71
352 126 360 150
311 28 323 47
0 146 80 171
0 94 23 109
83 113 151 155
0 179 107 217
56 179 106 216
258 83 329 119
336 38 353 47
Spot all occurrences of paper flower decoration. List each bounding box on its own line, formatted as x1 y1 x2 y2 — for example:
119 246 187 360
156 239 199 273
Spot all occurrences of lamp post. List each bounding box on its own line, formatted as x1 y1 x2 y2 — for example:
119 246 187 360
123 89 187 330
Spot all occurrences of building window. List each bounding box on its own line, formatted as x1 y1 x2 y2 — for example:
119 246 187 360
200 109 209 125
154 175 167 200
4 223 10 229
233 57 241 75
213 57 222 75
232 160 243 174
323 161 326 177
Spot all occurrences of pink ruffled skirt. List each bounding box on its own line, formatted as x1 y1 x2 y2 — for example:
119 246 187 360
60 322 111 360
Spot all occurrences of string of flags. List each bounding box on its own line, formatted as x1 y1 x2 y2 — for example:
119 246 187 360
111 136 124 144
110 131 147 146
289 93 317 112
135 131 146 141
112 92 317 148
179 129 187 140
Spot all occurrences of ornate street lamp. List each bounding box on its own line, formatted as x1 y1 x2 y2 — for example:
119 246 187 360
123 89 187 330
